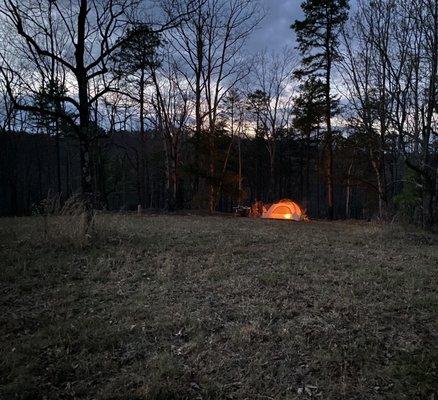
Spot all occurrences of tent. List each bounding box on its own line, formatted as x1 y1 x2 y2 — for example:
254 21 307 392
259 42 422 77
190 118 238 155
262 199 305 221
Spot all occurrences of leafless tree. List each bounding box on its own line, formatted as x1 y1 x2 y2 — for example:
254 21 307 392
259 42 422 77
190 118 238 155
163 0 263 212
0 0 197 210
341 0 438 228
149 51 192 210
249 50 296 200
223 88 246 205
340 0 395 219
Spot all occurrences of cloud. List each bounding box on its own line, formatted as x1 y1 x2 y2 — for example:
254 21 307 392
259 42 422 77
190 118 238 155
246 0 303 54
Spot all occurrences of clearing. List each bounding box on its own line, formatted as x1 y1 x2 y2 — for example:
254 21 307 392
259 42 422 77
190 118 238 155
1 215 437 399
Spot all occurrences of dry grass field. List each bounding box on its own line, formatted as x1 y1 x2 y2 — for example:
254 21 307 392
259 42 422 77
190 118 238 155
1 214 437 399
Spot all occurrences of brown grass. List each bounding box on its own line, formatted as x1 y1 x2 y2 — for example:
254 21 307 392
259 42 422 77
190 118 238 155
1 215 437 399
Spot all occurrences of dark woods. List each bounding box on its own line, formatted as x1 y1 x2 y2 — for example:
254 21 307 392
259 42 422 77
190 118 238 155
0 0 437 230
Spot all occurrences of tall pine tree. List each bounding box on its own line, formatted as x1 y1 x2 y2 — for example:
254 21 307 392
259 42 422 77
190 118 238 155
293 76 326 210
292 0 349 219
111 24 161 207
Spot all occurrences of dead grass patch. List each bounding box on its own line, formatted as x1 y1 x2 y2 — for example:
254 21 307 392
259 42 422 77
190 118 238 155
1 215 437 399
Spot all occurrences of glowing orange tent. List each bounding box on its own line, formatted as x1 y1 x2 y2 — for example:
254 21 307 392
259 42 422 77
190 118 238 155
262 199 306 221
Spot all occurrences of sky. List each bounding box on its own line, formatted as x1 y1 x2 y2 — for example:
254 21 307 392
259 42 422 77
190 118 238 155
246 0 304 54
247 0 357 54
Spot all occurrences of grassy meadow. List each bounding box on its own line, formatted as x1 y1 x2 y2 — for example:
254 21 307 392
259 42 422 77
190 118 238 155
1 214 437 399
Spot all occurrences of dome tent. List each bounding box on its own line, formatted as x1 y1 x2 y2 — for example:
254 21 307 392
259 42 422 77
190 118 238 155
262 199 305 221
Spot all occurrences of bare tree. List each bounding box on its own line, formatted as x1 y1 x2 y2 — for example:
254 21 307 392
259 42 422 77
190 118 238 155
223 88 246 205
341 0 438 228
0 0 197 210
249 50 296 200
149 51 191 210
415 0 438 228
340 0 395 220
164 0 263 212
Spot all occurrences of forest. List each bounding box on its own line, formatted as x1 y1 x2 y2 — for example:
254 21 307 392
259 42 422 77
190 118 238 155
0 0 437 229
1 2 438 399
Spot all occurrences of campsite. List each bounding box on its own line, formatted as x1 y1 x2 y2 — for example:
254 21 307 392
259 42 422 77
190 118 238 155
1 0 438 399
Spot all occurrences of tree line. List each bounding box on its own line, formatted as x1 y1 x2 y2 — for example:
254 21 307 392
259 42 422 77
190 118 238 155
0 0 437 229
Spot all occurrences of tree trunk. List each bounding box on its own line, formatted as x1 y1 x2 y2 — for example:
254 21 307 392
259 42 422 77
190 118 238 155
164 141 178 211
369 148 387 221
345 160 353 219
268 144 275 202
305 130 311 211
138 69 147 208
55 125 62 195
75 0 94 227
66 143 71 197
78 137 92 195
422 184 434 230
238 133 242 205
325 49 334 219
316 125 321 218
208 163 215 213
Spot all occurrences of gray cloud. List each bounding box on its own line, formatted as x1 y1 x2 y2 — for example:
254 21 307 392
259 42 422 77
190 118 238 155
247 0 357 54
246 0 303 54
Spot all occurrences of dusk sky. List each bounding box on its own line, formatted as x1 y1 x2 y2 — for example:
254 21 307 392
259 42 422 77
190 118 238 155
247 0 356 54
247 0 303 54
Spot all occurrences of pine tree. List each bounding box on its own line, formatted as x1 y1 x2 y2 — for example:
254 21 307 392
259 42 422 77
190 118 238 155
111 24 161 207
292 0 349 219
293 77 326 139
293 77 326 210
32 79 68 195
112 24 160 137
246 90 269 137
